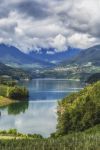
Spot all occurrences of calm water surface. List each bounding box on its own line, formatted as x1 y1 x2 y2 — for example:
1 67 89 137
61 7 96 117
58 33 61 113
0 79 84 137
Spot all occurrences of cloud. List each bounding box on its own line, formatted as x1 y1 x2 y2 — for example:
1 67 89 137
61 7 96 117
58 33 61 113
52 34 67 52
67 33 97 49
16 0 51 19
0 0 100 53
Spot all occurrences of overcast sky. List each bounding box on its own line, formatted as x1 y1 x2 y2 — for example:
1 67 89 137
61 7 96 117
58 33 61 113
0 0 100 53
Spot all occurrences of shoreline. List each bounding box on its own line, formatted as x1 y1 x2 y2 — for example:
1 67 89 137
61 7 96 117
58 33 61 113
0 96 15 107
32 78 80 81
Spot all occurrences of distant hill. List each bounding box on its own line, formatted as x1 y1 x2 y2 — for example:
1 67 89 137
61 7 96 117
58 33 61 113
29 47 80 64
0 62 31 80
0 44 33 65
61 45 100 66
0 44 53 68
1 43 100 69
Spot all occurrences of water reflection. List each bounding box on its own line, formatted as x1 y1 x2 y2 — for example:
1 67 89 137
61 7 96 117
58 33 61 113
0 101 57 137
8 101 29 115
19 79 84 100
0 79 84 137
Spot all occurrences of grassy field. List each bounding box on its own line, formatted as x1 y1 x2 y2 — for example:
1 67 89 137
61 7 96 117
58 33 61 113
0 125 100 150
0 132 99 150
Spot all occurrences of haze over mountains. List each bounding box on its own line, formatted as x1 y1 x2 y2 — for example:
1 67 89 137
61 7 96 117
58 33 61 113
29 47 80 64
0 44 80 68
0 43 100 69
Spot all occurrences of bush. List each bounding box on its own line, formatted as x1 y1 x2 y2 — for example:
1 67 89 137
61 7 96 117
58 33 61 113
27 134 43 139
7 129 17 135
8 86 29 100
0 85 29 100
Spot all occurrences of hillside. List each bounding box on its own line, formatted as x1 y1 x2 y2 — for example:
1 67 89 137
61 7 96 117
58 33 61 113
0 44 53 68
0 62 31 80
57 81 100 135
61 45 100 66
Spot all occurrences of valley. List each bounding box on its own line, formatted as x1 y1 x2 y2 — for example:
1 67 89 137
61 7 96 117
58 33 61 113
0 1 100 149
0 44 100 82
0 43 100 150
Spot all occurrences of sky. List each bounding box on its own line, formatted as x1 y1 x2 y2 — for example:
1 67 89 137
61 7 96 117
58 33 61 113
0 0 100 53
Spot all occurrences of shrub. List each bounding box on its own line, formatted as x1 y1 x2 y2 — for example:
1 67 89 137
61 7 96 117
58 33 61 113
0 85 29 100
8 86 29 100
7 129 17 135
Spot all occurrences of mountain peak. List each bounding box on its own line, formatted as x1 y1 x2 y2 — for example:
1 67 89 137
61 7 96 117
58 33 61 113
0 43 81 67
29 47 81 64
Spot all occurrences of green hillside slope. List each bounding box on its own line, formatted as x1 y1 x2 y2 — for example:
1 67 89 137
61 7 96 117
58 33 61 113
0 62 31 80
57 81 100 135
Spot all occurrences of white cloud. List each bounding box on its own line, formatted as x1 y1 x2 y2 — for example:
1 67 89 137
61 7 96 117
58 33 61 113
52 34 67 52
67 33 97 49
0 0 100 52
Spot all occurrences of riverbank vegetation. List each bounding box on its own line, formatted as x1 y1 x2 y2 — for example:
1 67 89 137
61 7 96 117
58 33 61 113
0 85 29 100
56 81 100 135
0 81 29 107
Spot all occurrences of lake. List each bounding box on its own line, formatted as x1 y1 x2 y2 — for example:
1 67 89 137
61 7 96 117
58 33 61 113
0 79 84 137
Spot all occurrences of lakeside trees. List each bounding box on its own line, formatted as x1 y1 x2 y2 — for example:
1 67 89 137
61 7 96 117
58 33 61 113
8 86 29 100
0 85 29 101
56 81 100 135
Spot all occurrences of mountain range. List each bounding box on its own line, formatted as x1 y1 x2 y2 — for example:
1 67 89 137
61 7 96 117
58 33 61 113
28 47 80 64
0 44 51 68
0 44 100 69
61 45 100 66
0 44 80 68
